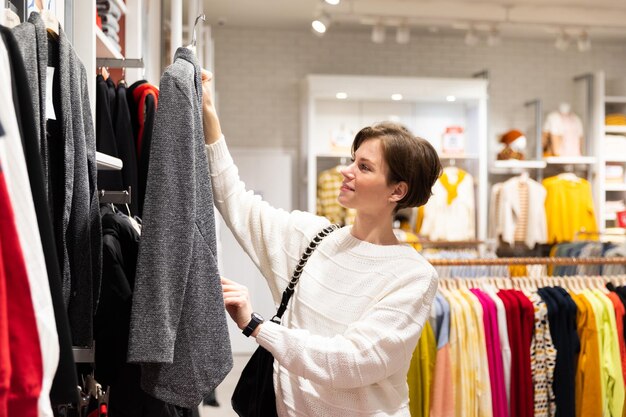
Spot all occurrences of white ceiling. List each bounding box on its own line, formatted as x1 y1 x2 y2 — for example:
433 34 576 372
202 0 626 41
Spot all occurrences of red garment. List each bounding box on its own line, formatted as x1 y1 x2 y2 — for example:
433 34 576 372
511 290 535 417
132 83 159 158
498 290 522 417
0 170 42 417
606 292 626 385
0 236 10 417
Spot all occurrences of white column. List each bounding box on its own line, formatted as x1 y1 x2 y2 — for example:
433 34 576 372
73 0 96 118
125 0 143 83
145 0 162 85
170 0 182 58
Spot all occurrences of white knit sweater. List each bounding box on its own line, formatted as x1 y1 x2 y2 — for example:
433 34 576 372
206 137 439 417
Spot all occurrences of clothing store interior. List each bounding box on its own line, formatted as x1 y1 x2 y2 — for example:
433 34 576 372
2 0 626 416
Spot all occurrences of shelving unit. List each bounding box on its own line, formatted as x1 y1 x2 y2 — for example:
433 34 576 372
95 27 123 59
301 74 489 240
492 160 547 169
544 156 597 165
96 151 123 170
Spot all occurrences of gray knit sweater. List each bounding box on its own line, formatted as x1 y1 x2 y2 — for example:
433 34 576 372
127 47 233 408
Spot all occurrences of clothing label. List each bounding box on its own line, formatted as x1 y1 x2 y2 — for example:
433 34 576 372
46 67 57 121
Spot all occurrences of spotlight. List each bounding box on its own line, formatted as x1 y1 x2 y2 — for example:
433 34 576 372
312 13 330 35
336 92 348 100
578 31 591 52
555 30 570 51
464 28 479 46
391 93 403 101
324 0 340 4
487 27 501 47
396 25 410 44
446 95 457 102
372 23 386 44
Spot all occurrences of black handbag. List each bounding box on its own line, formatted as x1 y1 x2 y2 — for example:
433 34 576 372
231 224 339 417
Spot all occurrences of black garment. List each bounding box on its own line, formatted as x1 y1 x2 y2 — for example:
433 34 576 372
106 77 117 122
96 74 123 192
0 24 79 405
538 287 579 417
115 82 139 215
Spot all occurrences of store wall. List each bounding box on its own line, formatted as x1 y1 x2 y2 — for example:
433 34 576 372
214 27 626 148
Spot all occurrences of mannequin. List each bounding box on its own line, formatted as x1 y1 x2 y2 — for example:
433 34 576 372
542 102 584 157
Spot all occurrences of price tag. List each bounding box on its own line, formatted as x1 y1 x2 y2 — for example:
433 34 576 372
46 66 57 121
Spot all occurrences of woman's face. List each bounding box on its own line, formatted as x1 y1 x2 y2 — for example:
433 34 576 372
338 138 399 214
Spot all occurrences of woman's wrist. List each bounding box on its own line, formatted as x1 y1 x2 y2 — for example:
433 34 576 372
203 105 222 145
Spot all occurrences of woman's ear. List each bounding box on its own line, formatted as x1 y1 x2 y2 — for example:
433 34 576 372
389 181 408 203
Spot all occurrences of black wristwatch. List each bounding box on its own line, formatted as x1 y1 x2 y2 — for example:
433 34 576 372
242 312 264 337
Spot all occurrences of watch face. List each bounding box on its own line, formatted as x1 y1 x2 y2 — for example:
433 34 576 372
252 312 264 323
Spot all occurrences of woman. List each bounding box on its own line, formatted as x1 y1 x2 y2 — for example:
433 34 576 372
202 70 441 416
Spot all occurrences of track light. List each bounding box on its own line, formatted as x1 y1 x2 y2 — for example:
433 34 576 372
311 13 330 36
555 30 570 51
464 27 479 46
324 0 340 4
372 23 386 44
396 25 410 44
486 27 501 47
577 31 591 52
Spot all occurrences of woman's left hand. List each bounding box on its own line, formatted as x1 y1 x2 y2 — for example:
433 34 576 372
221 276 254 331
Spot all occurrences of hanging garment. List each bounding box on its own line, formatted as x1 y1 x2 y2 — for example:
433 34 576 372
496 176 547 248
2 24 78 406
528 293 557 417
484 286 512 412
429 294 454 417
421 168 475 241
0 162 43 417
606 292 626 386
114 81 139 215
0 219 7 417
127 80 159 216
0 29 60 417
96 74 123 192
12 12 102 347
543 175 597 243
542 111 583 157
407 321 436 417
127 47 233 408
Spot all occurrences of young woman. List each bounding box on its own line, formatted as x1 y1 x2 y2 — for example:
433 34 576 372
202 70 442 416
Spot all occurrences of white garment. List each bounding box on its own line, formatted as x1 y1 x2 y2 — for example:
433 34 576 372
543 111 583 156
206 137 438 417
484 285 512 413
0 38 59 417
496 176 547 248
421 168 475 241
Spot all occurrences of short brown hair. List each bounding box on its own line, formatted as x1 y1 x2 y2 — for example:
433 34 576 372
351 122 442 211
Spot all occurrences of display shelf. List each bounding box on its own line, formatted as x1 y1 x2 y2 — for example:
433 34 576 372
605 156 626 163
606 126 626 134
492 160 547 169
96 27 123 60
605 184 626 192
96 151 123 170
605 96 626 104
606 213 617 221
544 156 597 165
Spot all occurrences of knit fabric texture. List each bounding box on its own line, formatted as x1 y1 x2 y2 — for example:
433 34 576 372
127 47 232 408
206 136 439 416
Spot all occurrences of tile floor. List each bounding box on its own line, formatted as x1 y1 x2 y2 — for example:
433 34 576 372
199 353 251 417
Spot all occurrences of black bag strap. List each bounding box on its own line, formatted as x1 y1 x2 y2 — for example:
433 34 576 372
271 224 340 324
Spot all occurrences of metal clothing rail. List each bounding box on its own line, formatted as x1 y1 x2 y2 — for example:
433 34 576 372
96 57 144 68
429 257 626 267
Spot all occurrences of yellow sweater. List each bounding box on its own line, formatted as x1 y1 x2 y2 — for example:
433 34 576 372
408 321 437 417
542 175 597 243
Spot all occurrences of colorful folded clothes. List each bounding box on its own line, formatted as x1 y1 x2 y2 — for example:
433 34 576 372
606 113 626 126
96 0 122 20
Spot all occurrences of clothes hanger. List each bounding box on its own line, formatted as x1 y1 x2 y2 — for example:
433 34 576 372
39 0 59 38
1 5 20 28
186 13 206 54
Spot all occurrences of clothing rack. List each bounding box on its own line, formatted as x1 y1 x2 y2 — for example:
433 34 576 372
429 256 626 266
96 57 144 68
98 187 131 204
419 239 484 248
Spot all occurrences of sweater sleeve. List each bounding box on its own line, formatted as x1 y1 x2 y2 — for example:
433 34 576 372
256 267 438 389
205 138 329 302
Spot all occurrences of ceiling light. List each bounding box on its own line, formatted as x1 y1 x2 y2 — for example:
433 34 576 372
446 95 457 102
577 31 591 52
555 30 570 51
324 0 340 4
396 25 410 44
336 92 348 100
391 93 403 101
486 27 501 47
464 27 479 46
372 23 386 44
312 13 330 35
